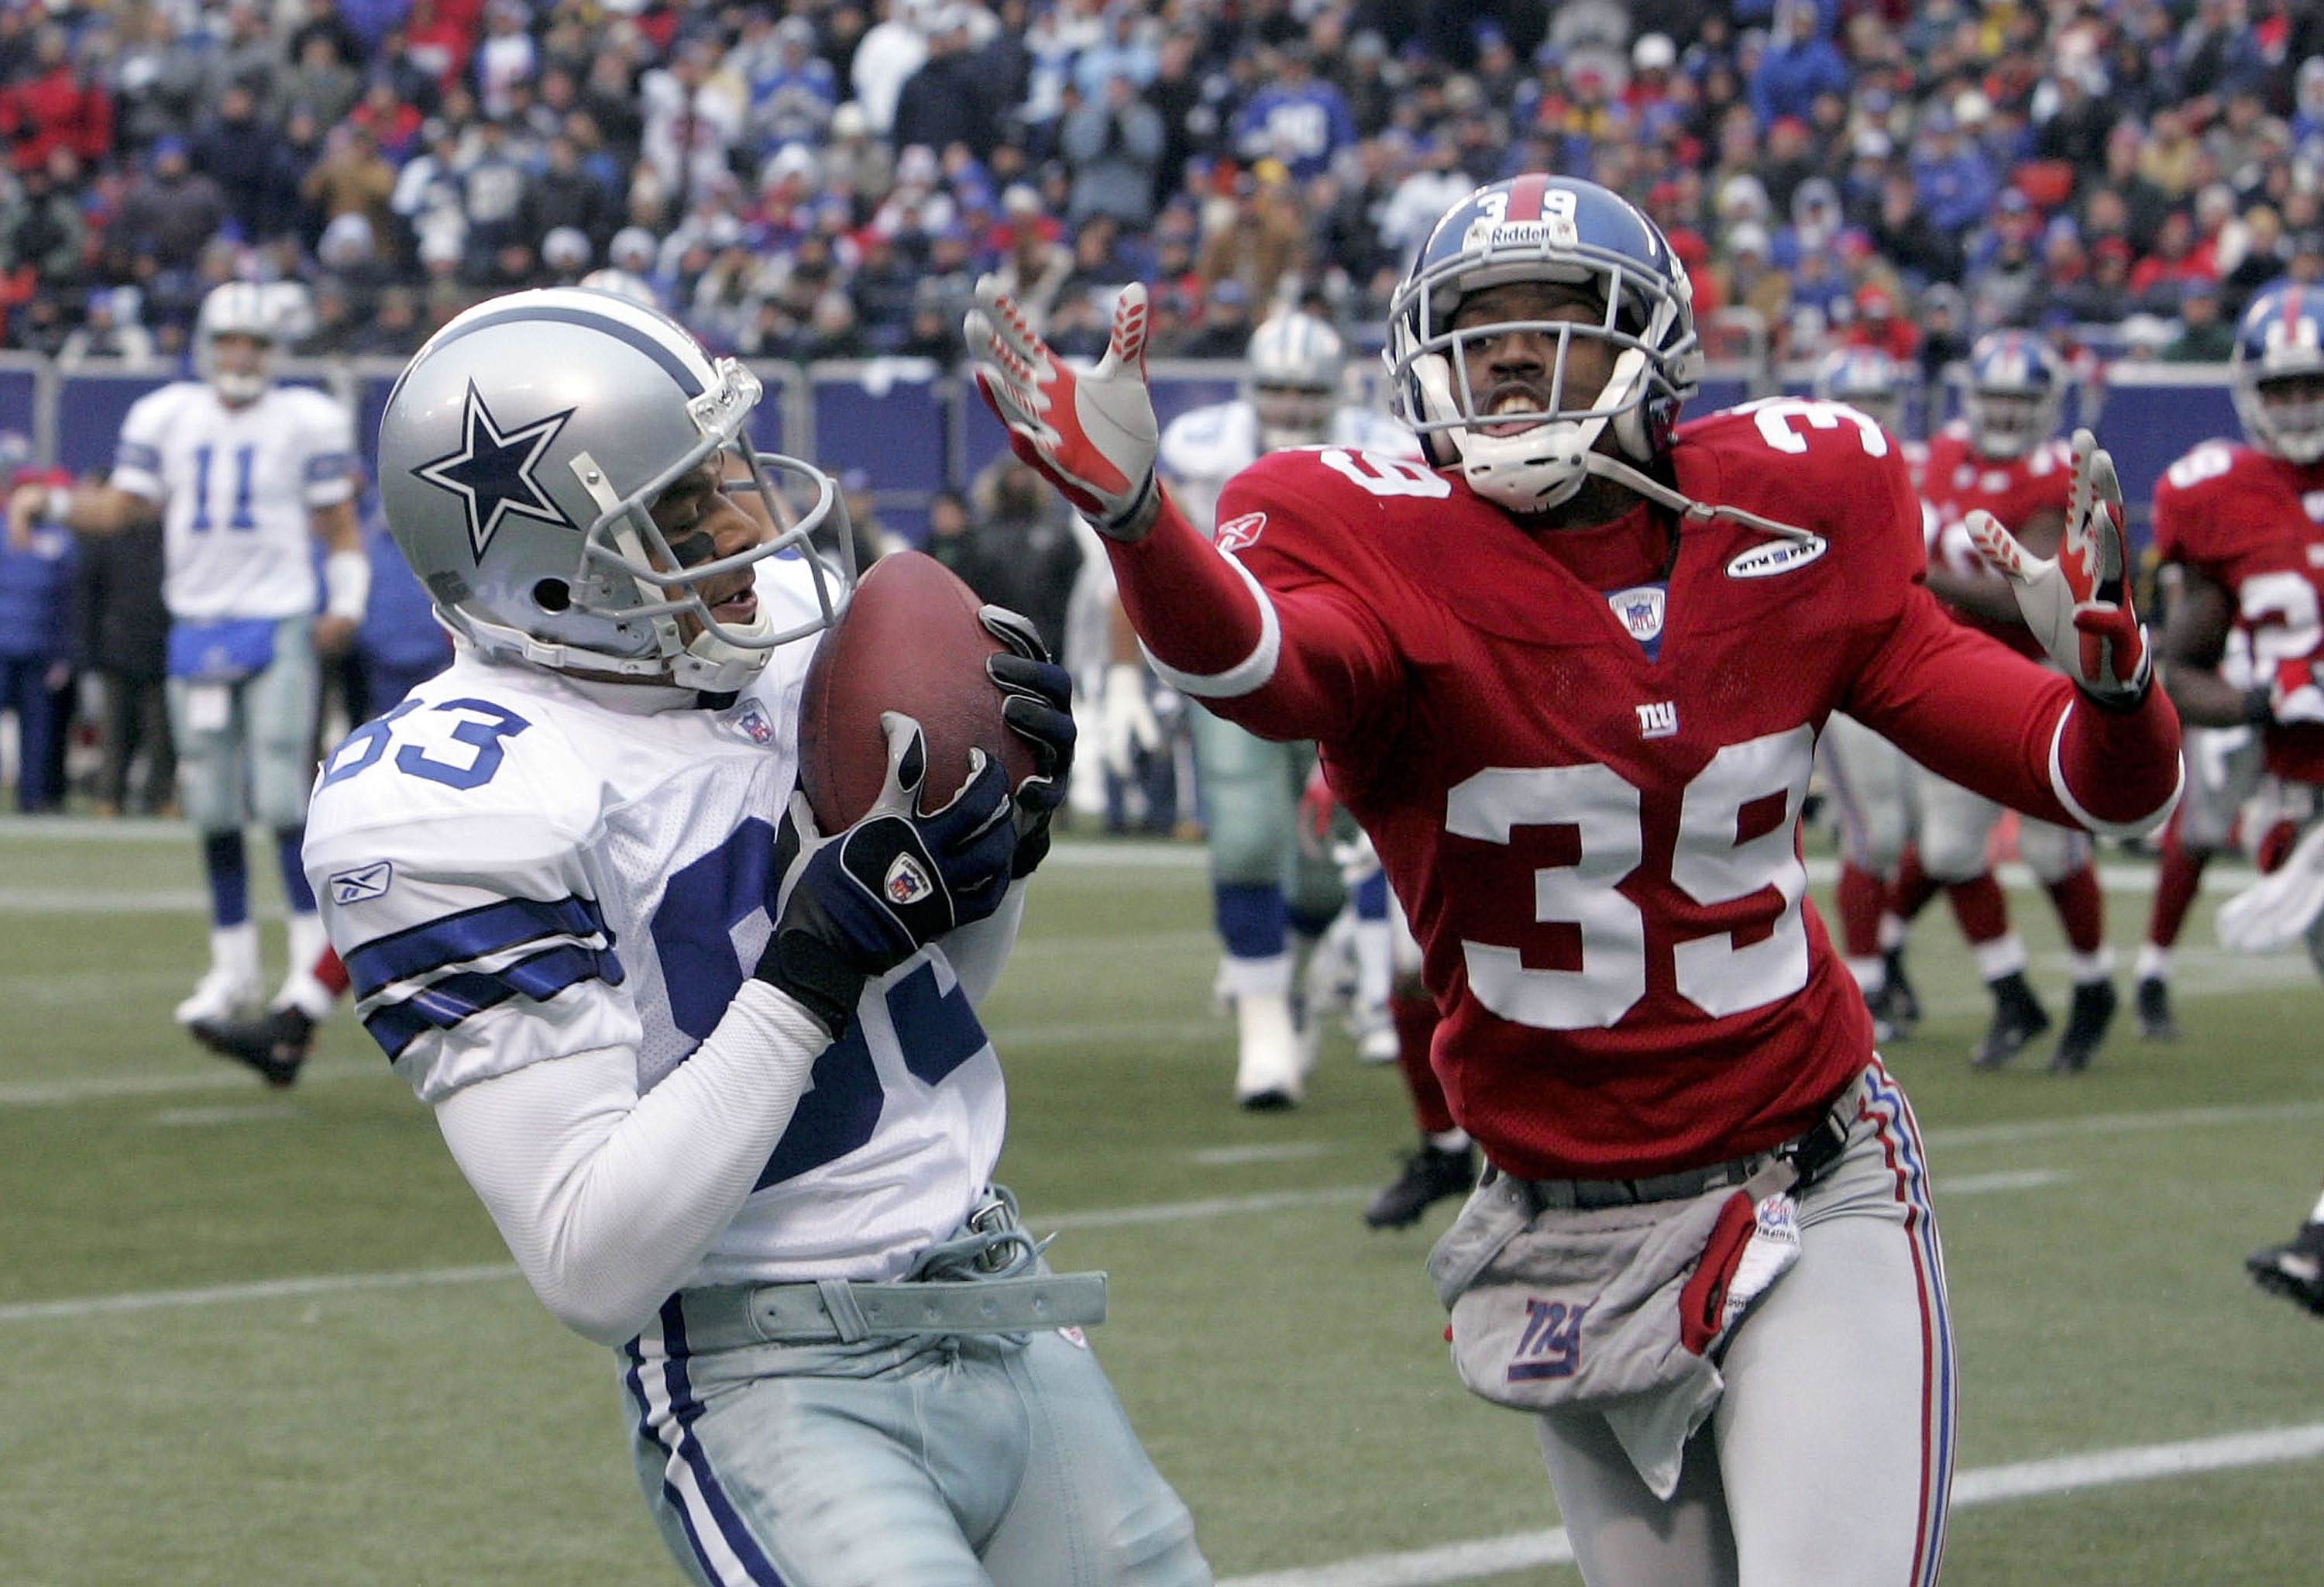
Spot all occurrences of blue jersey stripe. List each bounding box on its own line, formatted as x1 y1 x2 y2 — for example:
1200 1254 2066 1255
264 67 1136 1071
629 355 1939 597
359 942 621 1059
346 893 609 997
115 440 160 473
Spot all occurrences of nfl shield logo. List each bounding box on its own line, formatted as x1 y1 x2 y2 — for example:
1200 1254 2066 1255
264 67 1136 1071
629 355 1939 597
732 707 774 745
884 854 933 906
1608 585 1666 645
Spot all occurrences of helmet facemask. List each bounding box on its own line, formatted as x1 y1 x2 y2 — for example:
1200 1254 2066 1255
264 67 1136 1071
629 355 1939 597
2243 374 2324 464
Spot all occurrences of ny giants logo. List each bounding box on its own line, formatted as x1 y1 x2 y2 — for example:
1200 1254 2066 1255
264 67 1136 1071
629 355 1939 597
1215 511 1267 553
1508 1297 1589 1382
1636 701 1679 739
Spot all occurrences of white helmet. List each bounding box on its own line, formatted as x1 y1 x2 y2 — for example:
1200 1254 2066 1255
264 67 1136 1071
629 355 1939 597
195 281 282 404
1245 311 1346 450
376 288 851 692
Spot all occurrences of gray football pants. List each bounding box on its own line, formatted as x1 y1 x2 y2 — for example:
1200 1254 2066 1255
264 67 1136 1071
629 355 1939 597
1534 1063 1954 1587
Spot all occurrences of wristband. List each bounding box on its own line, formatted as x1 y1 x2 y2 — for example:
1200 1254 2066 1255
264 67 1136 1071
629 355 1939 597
324 547 371 622
46 486 70 525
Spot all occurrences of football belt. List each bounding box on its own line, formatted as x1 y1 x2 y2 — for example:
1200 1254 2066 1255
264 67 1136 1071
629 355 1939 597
676 1270 1109 1349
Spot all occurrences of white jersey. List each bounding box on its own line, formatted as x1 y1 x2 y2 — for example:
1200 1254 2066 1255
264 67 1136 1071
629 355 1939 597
1157 400 1420 534
112 380 358 622
301 560 1009 1287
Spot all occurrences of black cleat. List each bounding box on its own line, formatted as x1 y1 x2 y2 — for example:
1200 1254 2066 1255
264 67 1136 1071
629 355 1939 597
2049 979 2118 1074
1237 1087 1299 1113
1865 978 1915 1044
190 1006 315 1089
1970 971 2051 1070
1363 1142 1477 1230
2247 1222 2324 1317
1879 947 1921 1031
2135 976 2180 1041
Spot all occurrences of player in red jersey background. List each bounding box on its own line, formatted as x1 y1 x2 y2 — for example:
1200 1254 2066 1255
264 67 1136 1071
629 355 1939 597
2153 277 2324 1319
970 174 2181 1585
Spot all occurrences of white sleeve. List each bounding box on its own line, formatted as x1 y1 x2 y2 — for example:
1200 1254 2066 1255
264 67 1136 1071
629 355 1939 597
110 388 172 501
431 978 829 1346
296 392 360 508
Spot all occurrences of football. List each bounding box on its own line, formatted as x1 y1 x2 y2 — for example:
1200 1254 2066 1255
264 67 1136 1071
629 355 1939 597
796 550 1034 828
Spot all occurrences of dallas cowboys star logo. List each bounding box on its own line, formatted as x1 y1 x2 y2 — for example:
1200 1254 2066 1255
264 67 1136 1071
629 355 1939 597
413 382 577 561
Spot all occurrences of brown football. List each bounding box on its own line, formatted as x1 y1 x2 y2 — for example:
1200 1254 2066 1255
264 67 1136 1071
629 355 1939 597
796 550 1035 828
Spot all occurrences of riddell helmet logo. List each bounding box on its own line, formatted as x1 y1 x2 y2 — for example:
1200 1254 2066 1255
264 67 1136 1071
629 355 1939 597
1215 511 1267 553
1725 535 1827 580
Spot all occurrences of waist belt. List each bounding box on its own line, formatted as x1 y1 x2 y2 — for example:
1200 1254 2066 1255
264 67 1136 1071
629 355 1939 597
1494 1093 1855 1215
676 1271 1110 1350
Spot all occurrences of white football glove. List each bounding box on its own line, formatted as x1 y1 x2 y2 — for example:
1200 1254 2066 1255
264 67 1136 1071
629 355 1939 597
964 275 1160 539
1965 428 2151 706
1100 661 1164 778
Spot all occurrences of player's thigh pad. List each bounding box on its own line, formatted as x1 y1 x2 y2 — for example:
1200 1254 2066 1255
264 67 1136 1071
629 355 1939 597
1818 714 1913 873
1189 709 1301 886
243 618 321 827
166 674 247 831
978 1331 1210 1587
1714 1068 1954 1587
1915 773 2001 882
624 1334 1025 1587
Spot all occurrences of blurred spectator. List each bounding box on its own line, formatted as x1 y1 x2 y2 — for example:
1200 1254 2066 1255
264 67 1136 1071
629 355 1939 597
921 485 989 586
2158 276 2236 362
2053 234 2139 327
473 0 538 122
1064 71 1164 230
852 0 934 140
744 14 839 155
0 462 75 812
1750 1 1849 130
1234 42 1356 183
892 7 1000 160
1177 277 1253 357
641 36 744 212
965 456 1084 659
301 123 400 259
2128 207 2219 315
2221 205 2291 312
283 29 363 133
57 286 156 367
0 154 89 299
350 503 453 721
194 83 306 246
1911 107 1998 239
518 132 619 258
0 25 112 177
68 504 172 818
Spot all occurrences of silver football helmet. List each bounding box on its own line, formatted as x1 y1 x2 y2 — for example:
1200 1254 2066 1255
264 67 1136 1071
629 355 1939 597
1245 311 1346 451
195 281 281 404
376 287 851 692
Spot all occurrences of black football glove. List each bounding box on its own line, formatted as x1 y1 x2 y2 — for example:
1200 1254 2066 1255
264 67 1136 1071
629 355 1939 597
979 604 1075 880
755 712 1016 1034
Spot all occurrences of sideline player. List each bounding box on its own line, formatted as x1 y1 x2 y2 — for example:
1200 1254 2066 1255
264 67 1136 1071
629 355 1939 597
1112 308 1415 1109
7 281 364 1038
971 174 2180 1585
1917 330 2122 1072
308 288 1209 1584
2150 280 2324 1317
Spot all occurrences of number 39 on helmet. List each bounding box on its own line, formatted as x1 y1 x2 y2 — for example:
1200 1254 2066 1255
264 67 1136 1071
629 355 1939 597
1384 174 1703 513
376 287 851 694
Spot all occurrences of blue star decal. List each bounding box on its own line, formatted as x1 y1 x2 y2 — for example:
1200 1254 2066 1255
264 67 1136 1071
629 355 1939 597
412 382 577 561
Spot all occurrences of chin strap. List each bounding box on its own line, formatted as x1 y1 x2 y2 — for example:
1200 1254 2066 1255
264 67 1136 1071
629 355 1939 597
1582 451 1821 546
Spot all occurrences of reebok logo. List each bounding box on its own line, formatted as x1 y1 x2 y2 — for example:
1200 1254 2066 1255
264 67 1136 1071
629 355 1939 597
328 862 393 904
884 854 934 906
1215 511 1267 553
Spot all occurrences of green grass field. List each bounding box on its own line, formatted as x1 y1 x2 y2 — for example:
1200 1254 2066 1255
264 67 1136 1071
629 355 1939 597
3 815 2321 1585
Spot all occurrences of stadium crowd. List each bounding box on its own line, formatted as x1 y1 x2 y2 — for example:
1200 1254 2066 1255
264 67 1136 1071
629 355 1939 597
1 0 2322 374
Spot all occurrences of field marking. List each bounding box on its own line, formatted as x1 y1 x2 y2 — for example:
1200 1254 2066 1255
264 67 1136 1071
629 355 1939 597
1215 1423 2324 1587
1188 1142 1336 1165
0 1167 2060 1327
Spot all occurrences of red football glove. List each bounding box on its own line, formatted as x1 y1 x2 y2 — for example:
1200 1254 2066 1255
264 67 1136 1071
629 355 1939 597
1965 429 2151 705
964 276 1159 539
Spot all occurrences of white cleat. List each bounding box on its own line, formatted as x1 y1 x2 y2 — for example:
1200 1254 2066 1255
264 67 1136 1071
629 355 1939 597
1354 1007 1400 1065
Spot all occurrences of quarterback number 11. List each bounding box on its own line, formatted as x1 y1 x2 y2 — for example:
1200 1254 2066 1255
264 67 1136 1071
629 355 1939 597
187 442 260 532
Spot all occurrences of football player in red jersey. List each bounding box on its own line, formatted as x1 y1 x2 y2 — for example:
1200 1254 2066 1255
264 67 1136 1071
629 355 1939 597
1913 330 2126 1073
2151 278 2324 1317
969 173 2180 1586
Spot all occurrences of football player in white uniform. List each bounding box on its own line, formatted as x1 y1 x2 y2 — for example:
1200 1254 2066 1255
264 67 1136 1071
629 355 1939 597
7 281 365 1038
304 288 1208 1586
1105 308 1419 1108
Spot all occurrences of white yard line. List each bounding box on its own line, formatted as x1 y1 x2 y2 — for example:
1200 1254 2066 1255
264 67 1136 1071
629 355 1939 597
1215 1423 2324 1587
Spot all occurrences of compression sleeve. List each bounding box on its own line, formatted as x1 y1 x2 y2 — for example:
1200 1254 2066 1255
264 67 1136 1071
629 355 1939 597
431 979 827 1346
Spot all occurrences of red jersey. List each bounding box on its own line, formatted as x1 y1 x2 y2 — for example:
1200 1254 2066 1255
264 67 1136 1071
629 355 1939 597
1918 423 2075 661
1110 401 2180 1180
2152 438 2324 784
